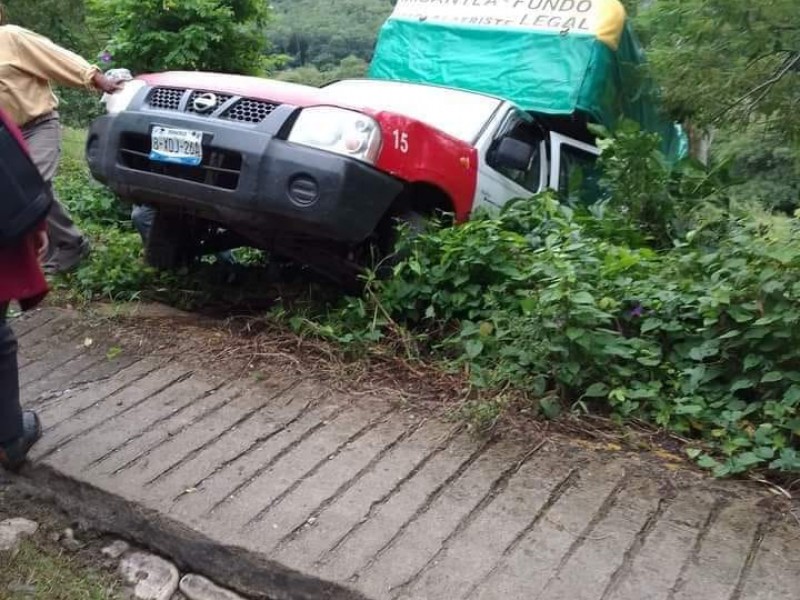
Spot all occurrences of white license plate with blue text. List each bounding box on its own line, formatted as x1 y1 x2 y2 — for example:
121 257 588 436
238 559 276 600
150 127 203 166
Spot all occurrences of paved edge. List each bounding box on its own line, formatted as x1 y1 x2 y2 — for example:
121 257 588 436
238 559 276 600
17 463 372 600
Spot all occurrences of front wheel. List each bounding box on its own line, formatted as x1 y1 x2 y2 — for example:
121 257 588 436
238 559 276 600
369 209 428 275
144 211 201 270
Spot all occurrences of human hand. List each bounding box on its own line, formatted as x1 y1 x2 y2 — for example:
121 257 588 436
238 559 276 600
92 72 124 94
34 230 49 262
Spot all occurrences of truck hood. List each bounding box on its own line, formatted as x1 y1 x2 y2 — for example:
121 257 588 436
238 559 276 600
137 72 502 145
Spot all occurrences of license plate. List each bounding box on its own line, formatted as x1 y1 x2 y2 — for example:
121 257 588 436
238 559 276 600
150 127 203 166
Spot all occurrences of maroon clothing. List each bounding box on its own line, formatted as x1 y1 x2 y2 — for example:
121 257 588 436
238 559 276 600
0 108 48 309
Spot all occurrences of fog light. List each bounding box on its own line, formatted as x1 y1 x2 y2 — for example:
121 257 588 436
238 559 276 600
288 175 319 207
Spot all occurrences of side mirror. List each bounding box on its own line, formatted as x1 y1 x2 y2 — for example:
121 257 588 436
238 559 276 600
491 137 535 171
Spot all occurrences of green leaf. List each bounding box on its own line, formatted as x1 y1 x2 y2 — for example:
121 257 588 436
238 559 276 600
571 291 595 305
783 386 800 404
539 397 562 419
730 378 754 392
689 341 719 361
733 452 765 468
465 340 484 359
755 446 775 460
743 355 762 371
520 298 536 314
761 371 784 383
566 327 584 341
584 383 609 398
728 307 754 323
696 455 721 470
640 318 662 333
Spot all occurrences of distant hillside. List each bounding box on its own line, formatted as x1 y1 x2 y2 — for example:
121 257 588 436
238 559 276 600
266 0 393 69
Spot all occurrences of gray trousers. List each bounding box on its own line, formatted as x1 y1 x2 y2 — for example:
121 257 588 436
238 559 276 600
0 303 21 445
22 114 84 266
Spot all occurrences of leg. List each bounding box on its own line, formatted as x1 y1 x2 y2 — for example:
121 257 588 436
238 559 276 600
44 196 90 272
131 204 157 243
0 304 42 471
0 304 22 445
23 116 88 272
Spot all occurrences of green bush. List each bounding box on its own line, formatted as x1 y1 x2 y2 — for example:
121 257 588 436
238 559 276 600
56 87 105 129
57 223 160 301
53 128 158 301
295 123 800 478
337 196 800 476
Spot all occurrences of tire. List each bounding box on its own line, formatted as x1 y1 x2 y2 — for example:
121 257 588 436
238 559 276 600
373 209 427 274
144 211 201 270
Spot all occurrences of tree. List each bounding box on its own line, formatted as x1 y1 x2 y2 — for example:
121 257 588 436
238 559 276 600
634 0 799 213
276 55 368 87
636 0 799 138
3 0 96 54
89 0 276 75
266 0 393 68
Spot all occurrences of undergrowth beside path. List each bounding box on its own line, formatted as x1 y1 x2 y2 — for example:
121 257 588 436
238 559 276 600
51 125 800 480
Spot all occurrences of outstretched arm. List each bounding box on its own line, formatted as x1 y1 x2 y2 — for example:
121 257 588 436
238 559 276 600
9 26 109 90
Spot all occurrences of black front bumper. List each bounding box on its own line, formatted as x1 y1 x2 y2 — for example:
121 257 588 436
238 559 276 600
86 111 403 244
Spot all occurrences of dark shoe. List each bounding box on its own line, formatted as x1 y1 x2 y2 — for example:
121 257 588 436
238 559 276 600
0 411 43 472
43 239 92 275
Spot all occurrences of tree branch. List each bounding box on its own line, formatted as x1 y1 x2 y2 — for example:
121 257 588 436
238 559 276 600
713 52 800 122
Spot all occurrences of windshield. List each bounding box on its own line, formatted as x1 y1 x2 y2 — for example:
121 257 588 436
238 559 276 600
322 79 502 144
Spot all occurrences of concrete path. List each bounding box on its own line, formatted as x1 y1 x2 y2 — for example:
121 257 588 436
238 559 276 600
12 308 800 600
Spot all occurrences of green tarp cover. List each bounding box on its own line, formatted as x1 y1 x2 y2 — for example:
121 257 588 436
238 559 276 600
369 0 686 160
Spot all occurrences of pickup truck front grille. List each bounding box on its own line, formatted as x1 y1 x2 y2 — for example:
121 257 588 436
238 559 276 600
145 87 279 124
222 98 279 123
186 90 233 114
118 133 242 191
148 87 183 111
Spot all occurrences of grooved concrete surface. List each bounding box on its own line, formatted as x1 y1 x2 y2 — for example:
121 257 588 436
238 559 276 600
13 308 800 600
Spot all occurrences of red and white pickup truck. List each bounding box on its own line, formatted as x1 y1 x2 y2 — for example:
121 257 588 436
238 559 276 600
87 72 598 277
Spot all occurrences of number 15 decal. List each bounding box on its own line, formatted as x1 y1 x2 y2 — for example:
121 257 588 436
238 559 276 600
393 129 409 154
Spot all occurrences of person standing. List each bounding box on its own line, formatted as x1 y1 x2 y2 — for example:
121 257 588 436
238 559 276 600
0 4 121 273
0 107 48 471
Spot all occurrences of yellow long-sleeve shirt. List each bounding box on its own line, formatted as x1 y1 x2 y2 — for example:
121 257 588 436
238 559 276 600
0 25 100 126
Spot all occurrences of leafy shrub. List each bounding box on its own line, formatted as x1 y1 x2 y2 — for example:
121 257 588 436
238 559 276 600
56 87 105 129
53 128 159 301
301 123 800 479
55 167 129 227
88 0 277 75
56 223 160 302
339 195 800 476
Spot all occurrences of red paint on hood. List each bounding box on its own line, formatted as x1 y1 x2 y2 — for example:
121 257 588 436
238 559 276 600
138 72 325 107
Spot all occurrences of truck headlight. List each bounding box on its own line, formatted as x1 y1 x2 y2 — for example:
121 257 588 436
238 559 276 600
287 107 382 164
104 80 146 115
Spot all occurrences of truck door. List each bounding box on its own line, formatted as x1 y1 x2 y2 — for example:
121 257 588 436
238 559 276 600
474 108 547 213
548 133 602 204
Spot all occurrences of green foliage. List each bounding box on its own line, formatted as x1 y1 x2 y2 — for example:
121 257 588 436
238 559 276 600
56 88 106 128
57 131 129 226
296 126 800 477
89 0 275 75
634 1 799 209
712 124 800 214
267 0 392 69
58 223 160 302
276 55 369 87
0 539 122 600
54 130 159 301
3 0 96 54
639 0 799 134
3 0 105 126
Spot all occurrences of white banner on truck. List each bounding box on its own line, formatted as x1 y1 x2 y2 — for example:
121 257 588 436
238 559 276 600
390 0 602 33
